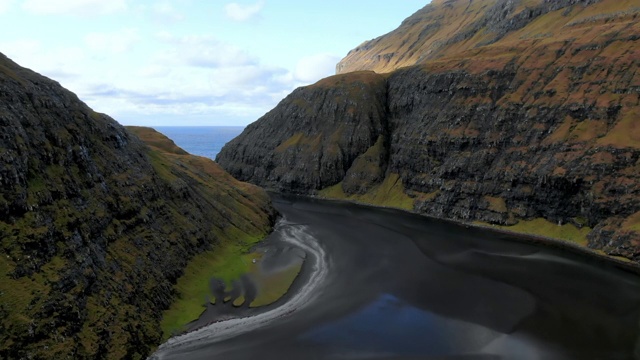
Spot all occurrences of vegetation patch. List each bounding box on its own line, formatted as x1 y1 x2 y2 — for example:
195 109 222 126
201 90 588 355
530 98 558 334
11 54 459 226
274 132 323 154
127 126 188 155
232 296 246 307
250 262 303 308
160 235 265 338
597 110 640 148
319 173 414 211
498 218 591 246
484 196 508 213
311 71 384 90
621 211 640 233
319 182 347 199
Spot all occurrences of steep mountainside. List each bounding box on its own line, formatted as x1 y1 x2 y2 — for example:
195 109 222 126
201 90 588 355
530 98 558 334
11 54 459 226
0 53 275 359
216 0 640 263
337 0 614 74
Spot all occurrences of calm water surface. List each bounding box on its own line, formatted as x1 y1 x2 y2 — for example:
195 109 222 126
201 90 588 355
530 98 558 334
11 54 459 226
153 195 640 360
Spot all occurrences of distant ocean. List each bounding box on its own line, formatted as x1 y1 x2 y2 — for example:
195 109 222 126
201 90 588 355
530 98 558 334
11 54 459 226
153 126 244 160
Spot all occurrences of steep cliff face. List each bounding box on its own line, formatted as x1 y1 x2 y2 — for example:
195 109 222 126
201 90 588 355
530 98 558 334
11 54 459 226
217 71 389 193
216 0 640 262
0 53 275 359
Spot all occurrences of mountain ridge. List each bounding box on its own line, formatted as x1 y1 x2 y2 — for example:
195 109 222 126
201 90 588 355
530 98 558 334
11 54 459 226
335 0 634 74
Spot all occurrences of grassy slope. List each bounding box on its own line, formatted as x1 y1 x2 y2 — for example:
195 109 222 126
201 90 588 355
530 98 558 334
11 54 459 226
127 127 298 339
338 0 640 75
319 173 415 211
127 127 271 335
159 237 262 337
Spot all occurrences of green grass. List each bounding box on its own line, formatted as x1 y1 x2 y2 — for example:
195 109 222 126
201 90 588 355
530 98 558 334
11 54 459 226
498 218 591 246
232 296 246 307
159 232 305 338
274 133 306 152
249 262 303 308
484 196 508 213
126 126 189 155
0 254 62 355
159 234 264 338
598 110 640 148
319 173 414 211
622 211 640 232
0 62 28 86
319 182 347 199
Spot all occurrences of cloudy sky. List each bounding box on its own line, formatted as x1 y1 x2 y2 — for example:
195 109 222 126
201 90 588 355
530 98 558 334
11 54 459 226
0 0 427 126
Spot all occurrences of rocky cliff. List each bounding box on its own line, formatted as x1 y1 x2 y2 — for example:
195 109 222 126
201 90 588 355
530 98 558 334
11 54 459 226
0 53 275 359
216 0 640 262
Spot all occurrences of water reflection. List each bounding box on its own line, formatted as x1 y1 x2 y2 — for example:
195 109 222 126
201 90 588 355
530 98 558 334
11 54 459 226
300 293 551 359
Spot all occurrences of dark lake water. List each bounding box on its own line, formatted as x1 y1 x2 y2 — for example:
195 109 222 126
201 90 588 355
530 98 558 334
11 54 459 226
153 126 243 160
153 195 640 360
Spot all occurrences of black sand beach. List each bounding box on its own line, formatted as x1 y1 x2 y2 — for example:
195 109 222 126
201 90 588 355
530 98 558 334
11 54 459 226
152 195 640 360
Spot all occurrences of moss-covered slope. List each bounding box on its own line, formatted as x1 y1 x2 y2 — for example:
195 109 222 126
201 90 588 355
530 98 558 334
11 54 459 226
0 53 275 359
216 0 640 263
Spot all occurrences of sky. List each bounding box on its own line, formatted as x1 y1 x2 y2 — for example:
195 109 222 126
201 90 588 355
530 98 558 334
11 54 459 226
0 0 428 126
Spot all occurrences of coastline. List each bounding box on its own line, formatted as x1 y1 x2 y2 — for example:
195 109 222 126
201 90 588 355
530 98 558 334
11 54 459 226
151 193 640 359
156 182 640 350
150 218 330 359
304 192 640 274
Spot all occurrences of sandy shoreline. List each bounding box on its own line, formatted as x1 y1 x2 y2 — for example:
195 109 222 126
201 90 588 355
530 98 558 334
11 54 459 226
150 218 329 359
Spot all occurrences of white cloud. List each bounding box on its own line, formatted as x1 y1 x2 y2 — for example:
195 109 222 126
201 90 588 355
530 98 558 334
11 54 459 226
0 39 41 61
138 64 171 78
294 53 341 83
0 0 14 14
224 0 264 22
60 30 297 125
156 33 256 68
22 0 127 15
0 39 88 83
0 28 303 127
85 29 140 54
152 1 184 23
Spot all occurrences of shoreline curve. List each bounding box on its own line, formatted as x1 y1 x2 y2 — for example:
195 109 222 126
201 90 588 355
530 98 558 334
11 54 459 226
149 218 329 359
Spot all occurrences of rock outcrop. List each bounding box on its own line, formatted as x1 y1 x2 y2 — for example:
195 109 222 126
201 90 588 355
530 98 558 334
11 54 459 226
217 72 389 193
217 0 640 262
0 53 275 359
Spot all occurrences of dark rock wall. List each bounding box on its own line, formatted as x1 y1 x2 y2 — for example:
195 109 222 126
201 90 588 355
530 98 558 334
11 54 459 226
0 53 275 359
217 71 389 193
217 22 640 261
385 64 640 259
